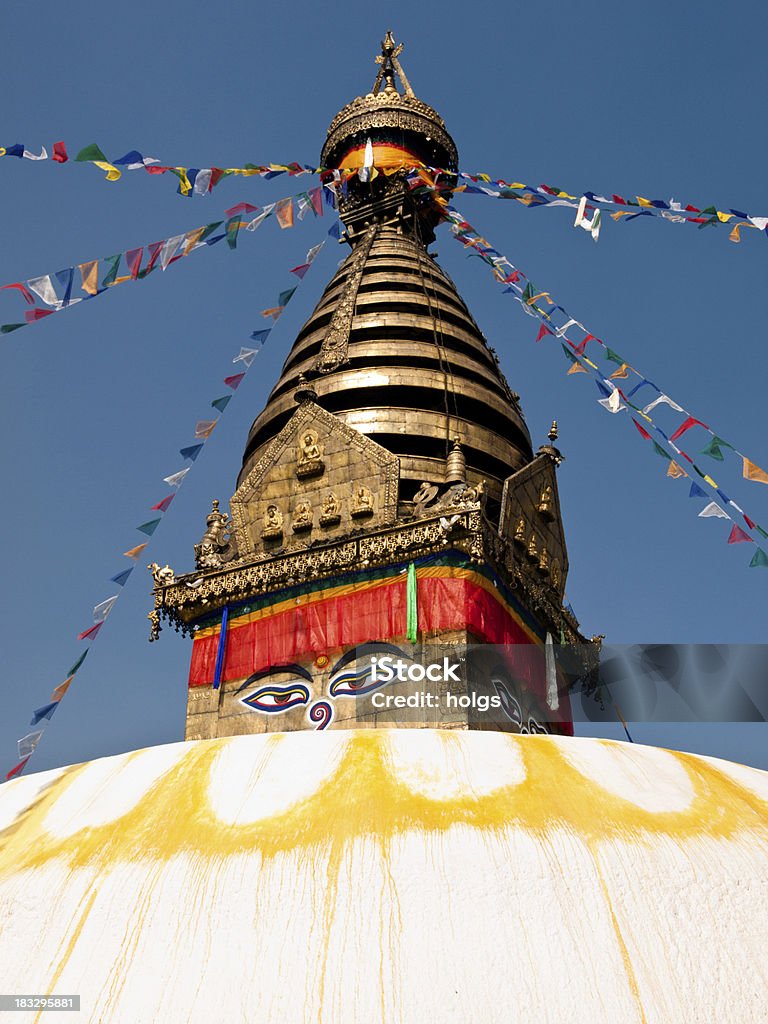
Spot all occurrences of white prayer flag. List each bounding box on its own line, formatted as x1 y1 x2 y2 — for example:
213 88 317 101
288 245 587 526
160 235 184 270
163 468 190 488
93 595 119 622
233 347 260 367
23 146 47 161
245 204 274 231
643 394 684 415
698 502 729 519
27 275 61 308
18 731 44 758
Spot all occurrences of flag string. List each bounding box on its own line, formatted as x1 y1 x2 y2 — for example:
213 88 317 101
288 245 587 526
3 226 336 781
444 203 768 567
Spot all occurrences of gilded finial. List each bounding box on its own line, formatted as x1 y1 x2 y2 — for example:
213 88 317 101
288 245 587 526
372 31 415 98
549 420 558 444
294 373 318 405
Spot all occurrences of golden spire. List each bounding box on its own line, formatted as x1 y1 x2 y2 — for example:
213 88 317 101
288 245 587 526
372 31 416 98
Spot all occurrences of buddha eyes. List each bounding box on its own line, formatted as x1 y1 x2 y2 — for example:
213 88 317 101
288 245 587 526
241 683 311 713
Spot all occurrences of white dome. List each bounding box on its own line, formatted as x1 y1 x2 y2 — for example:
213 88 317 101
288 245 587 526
0 730 766 1023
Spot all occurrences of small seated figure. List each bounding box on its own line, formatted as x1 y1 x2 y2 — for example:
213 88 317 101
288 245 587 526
537 547 550 575
527 532 538 562
296 429 324 478
320 492 341 525
262 504 283 539
537 485 554 520
514 518 526 545
351 485 374 518
292 500 313 532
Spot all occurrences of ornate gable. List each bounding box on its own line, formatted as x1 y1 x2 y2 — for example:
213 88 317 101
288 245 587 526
230 401 400 559
499 455 569 599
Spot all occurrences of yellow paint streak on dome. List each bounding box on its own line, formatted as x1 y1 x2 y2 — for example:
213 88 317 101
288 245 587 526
0 734 766 885
31 883 98 1024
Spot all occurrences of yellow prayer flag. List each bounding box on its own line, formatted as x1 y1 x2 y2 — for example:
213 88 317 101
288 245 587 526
666 461 686 479
636 197 653 208
584 358 599 370
610 210 633 221
743 457 768 484
275 198 294 229
92 160 121 181
51 676 74 702
703 474 718 488
79 260 99 296
183 227 205 256
609 363 630 379
716 211 733 223
174 167 191 196
567 362 588 375
124 542 148 560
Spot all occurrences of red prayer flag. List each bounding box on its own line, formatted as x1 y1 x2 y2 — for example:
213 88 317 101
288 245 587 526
535 325 552 343
150 495 175 512
612 195 626 205
504 271 520 284
290 264 311 279
745 514 757 529
224 202 259 217
727 524 752 544
25 308 56 322
209 168 225 189
52 141 68 163
145 241 164 273
224 372 246 390
632 419 651 440
2 282 36 305
5 756 30 781
77 622 104 641
126 248 143 279
309 186 323 216
145 165 170 175
669 416 708 442
573 334 594 357
685 204 701 213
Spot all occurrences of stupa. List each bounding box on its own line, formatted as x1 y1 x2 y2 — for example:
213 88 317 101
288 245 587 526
0 34 766 1024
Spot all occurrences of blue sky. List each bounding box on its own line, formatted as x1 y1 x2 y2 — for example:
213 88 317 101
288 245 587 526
1 0 767 776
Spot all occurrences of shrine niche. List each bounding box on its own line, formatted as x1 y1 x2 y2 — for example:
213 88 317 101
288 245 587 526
499 454 569 598
229 401 400 558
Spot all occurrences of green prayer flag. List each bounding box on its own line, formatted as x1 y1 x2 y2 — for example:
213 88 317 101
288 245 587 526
199 221 223 243
652 442 671 460
406 562 418 643
605 347 623 365
278 287 297 307
561 343 576 363
137 518 161 536
225 215 241 250
211 396 231 412
700 435 732 461
75 143 108 163
757 525 768 540
101 254 121 287
522 283 534 304
749 548 768 568
1 323 26 334
67 649 89 676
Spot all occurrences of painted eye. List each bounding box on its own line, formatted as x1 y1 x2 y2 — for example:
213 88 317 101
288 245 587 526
329 665 384 697
241 684 310 713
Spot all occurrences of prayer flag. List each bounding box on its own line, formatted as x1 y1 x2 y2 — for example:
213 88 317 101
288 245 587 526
245 204 274 231
2 282 36 304
306 243 324 262
79 261 99 296
278 287 296 306
52 677 74 701
249 330 270 344
67 650 89 675
124 542 148 559
224 202 259 217
698 502 729 519
93 595 119 621
52 141 68 163
75 143 108 163
18 731 44 758
6 757 31 781
275 198 294 229
180 444 204 461
137 519 162 536
743 458 768 484
700 435 732 461
536 325 552 342
653 442 671 460
27 275 60 307
160 235 184 270
194 420 217 439
211 396 231 412
688 483 708 500
670 416 708 442
643 394 683 415
666 461 686 479
224 373 245 390
261 307 284 320
225 215 243 250
290 263 311 279
328 220 342 239
150 495 175 512
163 468 190 487
1 323 27 334
30 703 59 726
110 568 133 586
101 254 121 287
632 419 652 440
727 524 751 544
749 548 768 568
233 347 260 366
77 622 104 641
126 248 143 279
609 363 630 379
598 389 626 414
